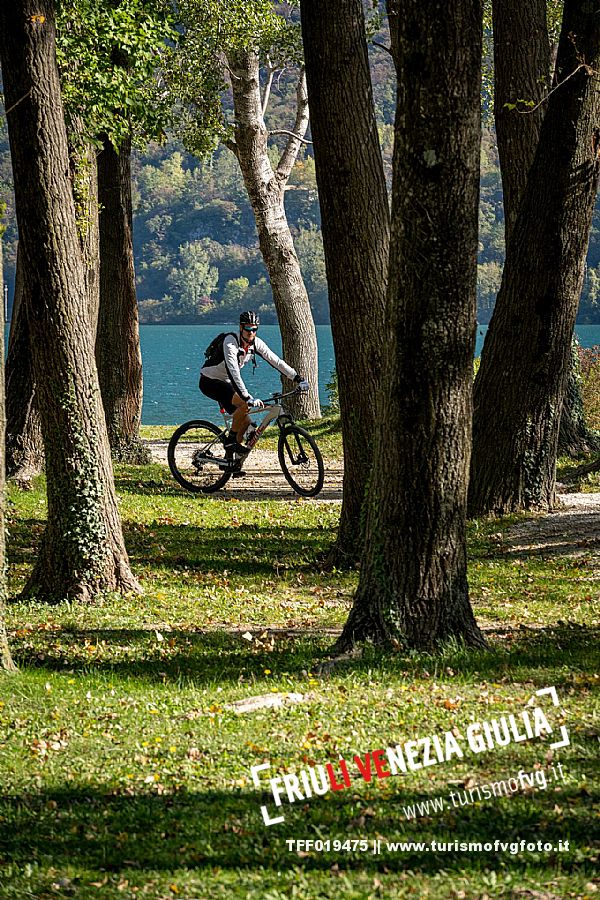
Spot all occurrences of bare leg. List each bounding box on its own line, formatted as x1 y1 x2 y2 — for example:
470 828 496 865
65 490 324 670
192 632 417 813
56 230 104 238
231 394 250 439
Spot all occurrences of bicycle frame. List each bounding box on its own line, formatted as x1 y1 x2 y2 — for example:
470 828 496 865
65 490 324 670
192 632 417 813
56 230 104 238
217 389 298 451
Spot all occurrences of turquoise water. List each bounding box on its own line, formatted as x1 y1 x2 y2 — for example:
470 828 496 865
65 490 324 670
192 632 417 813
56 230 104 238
6 323 596 425
140 323 600 425
141 324 336 425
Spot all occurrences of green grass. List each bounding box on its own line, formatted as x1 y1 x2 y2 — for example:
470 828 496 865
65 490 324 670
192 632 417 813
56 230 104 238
1 458 598 899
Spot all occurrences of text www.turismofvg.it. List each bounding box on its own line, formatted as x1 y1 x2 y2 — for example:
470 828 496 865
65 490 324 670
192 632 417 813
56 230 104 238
401 762 566 821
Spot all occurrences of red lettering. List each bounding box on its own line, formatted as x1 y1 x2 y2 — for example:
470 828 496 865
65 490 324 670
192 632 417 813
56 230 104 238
326 763 346 791
339 757 351 787
372 749 391 779
353 753 373 782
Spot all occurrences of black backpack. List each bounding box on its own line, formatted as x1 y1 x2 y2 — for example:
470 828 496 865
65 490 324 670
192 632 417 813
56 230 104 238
203 331 238 368
200 331 258 384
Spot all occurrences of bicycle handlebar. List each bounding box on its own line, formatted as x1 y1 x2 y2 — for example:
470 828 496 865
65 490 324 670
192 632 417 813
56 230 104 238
261 387 302 405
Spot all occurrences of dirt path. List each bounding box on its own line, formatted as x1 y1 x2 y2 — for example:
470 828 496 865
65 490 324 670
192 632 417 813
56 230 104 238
146 440 343 501
503 490 600 568
147 439 600 562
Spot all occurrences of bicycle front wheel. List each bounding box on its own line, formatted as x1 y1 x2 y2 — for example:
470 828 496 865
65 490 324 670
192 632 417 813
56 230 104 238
168 420 231 493
277 425 324 497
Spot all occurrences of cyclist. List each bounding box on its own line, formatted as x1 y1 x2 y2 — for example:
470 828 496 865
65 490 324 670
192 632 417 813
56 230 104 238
199 310 309 454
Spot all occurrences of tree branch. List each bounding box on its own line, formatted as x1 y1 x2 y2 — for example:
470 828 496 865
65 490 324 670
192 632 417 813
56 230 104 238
276 67 310 184
223 138 239 158
270 129 313 145
372 40 393 57
261 56 276 118
513 62 599 115
4 87 32 115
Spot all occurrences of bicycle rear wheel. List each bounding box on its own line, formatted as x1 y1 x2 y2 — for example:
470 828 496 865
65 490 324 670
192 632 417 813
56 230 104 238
277 425 324 497
168 420 231 493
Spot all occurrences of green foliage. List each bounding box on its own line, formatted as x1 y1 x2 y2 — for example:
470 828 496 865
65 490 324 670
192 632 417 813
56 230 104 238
5 2 600 324
324 369 339 415
164 0 295 157
477 260 503 317
55 0 178 148
584 264 600 308
165 240 219 315
578 344 600 430
294 224 328 321
221 275 250 309
547 0 564 44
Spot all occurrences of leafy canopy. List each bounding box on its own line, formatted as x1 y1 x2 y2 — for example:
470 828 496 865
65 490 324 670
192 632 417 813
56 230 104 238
56 0 178 148
166 0 301 156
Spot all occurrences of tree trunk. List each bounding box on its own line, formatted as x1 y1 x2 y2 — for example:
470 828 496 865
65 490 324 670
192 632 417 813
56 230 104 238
0 0 141 603
72 132 101 333
5 137 99 481
469 0 600 516
96 134 149 462
493 0 593 455
226 50 320 420
492 0 550 242
0 221 16 672
336 0 485 651
300 0 389 564
5 244 44 481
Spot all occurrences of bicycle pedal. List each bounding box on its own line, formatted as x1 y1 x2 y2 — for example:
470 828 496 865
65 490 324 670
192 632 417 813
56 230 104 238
232 470 246 478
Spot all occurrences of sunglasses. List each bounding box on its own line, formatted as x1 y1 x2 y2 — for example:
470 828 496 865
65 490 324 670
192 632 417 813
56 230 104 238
242 326 258 332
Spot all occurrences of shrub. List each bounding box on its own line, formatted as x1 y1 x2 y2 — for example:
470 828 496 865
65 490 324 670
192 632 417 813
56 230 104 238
578 345 600 430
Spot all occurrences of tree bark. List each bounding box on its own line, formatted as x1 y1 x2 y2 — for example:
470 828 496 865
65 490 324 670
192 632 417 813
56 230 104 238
96 134 149 462
492 0 550 242
300 0 389 564
5 244 44 481
5 135 99 481
336 0 485 651
0 0 141 603
226 50 320 420
469 0 600 516
0 221 16 672
493 0 594 455
72 133 101 333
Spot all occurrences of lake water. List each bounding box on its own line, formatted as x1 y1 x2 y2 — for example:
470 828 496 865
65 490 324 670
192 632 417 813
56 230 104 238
140 323 600 425
141 324 336 425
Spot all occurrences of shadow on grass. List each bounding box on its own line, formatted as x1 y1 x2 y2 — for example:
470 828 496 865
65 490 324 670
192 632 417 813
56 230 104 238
8 623 599 687
7 518 335 579
124 521 335 577
10 628 328 683
0 782 593 882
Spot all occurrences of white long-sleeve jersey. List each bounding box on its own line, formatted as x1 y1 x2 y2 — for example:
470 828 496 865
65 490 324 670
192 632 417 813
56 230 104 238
200 333 297 401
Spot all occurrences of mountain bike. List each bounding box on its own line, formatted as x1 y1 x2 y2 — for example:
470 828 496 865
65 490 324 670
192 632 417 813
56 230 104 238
167 388 325 497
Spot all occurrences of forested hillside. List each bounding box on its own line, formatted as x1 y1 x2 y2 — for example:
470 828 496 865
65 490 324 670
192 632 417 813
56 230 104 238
1 40 600 324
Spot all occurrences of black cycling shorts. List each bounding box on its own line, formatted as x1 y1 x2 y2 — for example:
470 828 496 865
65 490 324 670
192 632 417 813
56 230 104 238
199 375 238 413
